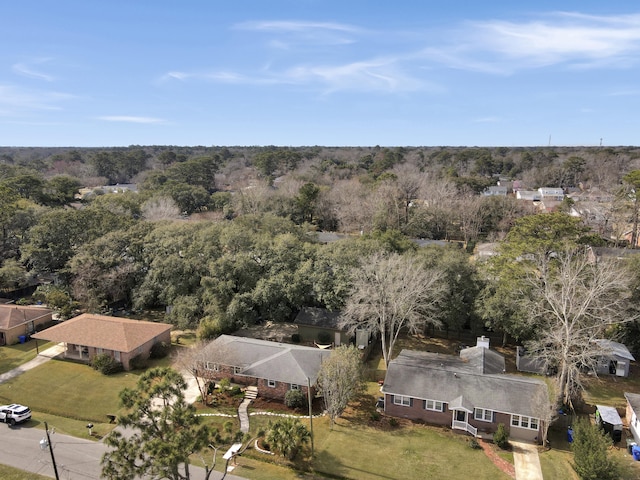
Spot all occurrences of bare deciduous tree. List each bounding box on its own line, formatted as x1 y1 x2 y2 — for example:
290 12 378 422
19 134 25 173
340 252 446 367
173 342 212 405
317 345 364 428
522 250 633 408
142 196 181 221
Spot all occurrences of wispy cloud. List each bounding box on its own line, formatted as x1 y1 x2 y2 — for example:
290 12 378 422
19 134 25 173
12 59 55 81
0 85 74 113
97 115 166 124
429 12 640 72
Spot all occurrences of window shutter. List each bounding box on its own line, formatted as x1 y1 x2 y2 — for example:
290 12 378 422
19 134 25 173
409 398 413 407
492 411 496 423
423 400 427 409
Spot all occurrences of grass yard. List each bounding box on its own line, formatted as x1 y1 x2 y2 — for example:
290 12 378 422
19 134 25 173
0 339 52 375
0 354 171 437
0 464 50 480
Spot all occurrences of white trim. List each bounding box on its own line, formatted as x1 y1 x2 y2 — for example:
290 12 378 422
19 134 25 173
205 362 219 372
290 384 299 390
511 414 539 430
393 395 411 406
425 399 444 412
267 379 276 388
474 408 493 422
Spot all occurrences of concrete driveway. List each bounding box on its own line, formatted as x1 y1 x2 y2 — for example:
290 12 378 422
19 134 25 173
512 440 544 480
0 343 65 384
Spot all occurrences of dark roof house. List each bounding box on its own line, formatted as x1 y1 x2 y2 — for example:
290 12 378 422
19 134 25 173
200 334 331 401
382 345 549 442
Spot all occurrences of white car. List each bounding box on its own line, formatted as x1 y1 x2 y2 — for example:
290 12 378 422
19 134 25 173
0 404 32 426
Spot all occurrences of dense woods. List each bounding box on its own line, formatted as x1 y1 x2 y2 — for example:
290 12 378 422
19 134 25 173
2 144 640 406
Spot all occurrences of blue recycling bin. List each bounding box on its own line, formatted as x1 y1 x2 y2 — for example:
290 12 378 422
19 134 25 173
632 445 640 461
18 335 26 344
567 427 574 443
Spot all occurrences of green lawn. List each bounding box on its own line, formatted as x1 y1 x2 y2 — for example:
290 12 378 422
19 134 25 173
0 355 171 438
0 464 50 480
0 339 52 375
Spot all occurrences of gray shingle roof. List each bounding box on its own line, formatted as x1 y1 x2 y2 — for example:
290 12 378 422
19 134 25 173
293 307 342 330
594 339 635 361
625 392 640 415
204 335 331 385
382 349 548 418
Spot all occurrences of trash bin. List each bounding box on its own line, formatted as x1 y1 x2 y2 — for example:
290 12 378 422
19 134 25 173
627 439 637 454
18 335 26 344
632 445 640 461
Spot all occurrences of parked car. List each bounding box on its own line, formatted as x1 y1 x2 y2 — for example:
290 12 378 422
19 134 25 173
0 404 32 426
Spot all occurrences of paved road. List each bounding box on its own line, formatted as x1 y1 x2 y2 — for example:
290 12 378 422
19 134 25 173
0 422 247 479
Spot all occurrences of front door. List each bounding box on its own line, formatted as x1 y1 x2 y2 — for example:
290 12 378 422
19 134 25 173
455 410 467 423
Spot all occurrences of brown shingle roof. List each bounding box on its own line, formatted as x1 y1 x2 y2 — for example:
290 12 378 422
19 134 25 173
0 305 52 330
32 313 171 353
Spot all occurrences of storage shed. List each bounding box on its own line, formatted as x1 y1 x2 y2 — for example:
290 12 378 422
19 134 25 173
596 405 623 443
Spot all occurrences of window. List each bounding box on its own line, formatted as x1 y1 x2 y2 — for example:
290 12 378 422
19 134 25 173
267 379 276 388
511 415 539 430
205 362 218 372
424 399 444 412
114 351 121 362
290 384 299 390
393 395 411 407
234 366 242 374
474 408 493 422
96 348 103 355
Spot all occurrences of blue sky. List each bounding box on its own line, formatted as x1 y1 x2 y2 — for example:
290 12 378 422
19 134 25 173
2 1 639 147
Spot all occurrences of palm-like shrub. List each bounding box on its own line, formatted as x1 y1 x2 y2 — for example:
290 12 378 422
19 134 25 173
265 418 310 460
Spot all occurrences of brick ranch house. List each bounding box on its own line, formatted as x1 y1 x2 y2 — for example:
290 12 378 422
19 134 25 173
382 342 549 443
0 304 53 346
32 313 171 371
199 334 331 401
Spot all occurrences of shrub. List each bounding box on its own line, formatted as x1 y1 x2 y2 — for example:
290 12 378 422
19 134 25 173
469 438 481 449
230 386 242 397
493 423 509 449
389 418 399 428
572 418 621 480
317 331 332 344
149 341 170 359
90 353 123 375
370 411 381 421
291 333 301 343
285 389 306 409
218 377 231 391
129 353 148 370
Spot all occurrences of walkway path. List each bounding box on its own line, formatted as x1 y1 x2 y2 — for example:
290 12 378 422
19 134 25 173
238 387 257 433
512 440 544 480
0 343 64 384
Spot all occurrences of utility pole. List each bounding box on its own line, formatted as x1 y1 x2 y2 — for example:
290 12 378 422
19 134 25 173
41 422 60 480
307 377 314 456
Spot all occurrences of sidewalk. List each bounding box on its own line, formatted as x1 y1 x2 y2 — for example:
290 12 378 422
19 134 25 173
0 343 65 384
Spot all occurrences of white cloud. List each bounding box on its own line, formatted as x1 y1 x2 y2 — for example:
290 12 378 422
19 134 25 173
97 116 165 124
430 12 640 72
0 85 74 113
12 59 55 81
235 20 361 34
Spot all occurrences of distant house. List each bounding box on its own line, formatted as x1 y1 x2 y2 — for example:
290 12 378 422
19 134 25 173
0 305 53 346
516 190 542 202
593 339 635 378
32 313 171 371
516 346 547 375
625 392 640 444
382 340 548 442
199 335 331 401
294 307 349 346
538 187 564 201
482 186 508 196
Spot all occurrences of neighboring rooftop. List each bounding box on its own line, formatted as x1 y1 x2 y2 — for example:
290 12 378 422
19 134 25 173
203 334 331 385
32 313 171 352
0 305 52 330
294 307 342 330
